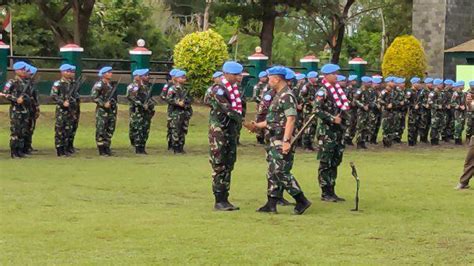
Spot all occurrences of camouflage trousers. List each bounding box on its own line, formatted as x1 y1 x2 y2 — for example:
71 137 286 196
24 107 38 149
355 109 370 144
430 109 443 141
55 107 74 148
344 109 357 141
169 111 190 149
382 110 397 146
71 103 80 145
129 109 154 147
265 140 302 198
209 122 237 194
317 126 345 187
454 110 466 140
445 109 454 139
9 108 29 151
418 108 431 141
407 108 419 143
368 109 382 142
302 111 317 148
395 110 407 141
255 113 267 143
95 107 117 147
466 112 474 138
235 101 247 145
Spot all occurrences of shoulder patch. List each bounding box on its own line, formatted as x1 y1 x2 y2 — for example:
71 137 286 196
381 90 386 95
317 90 325 97
53 81 60 87
356 89 361 95
216 88 225 96
263 94 272 101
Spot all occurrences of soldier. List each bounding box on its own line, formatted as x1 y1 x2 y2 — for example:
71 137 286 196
0 62 31 158
454 90 474 190
313 64 349 202
235 73 247 145
293 73 306 147
451 81 466 145
24 64 40 154
466 81 474 141
204 71 223 106
91 66 118 156
345 75 358 146
249 66 312 215
207 61 243 211
407 77 421 146
393 78 407 143
69 72 82 155
50 64 77 157
166 70 193 154
162 68 179 151
368 77 382 144
299 71 318 151
127 69 155 154
429 79 444 145
354 76 372 149
441 79 454 142
379 77 396 148
253 71 269 144
418 78 433 143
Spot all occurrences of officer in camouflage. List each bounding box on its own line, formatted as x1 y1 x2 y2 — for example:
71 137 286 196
344 75 358 146
418 78 433 143
393 77 407 143
443 79 455 142
299 71 318 151
249 66 311 215
0 62 31 158
451 81 466 145
406 77 421 146
23 64 40 154
253 71 269 144
127 68 155 154
207 61 243 211
466 81 474 141
204 71 223 106
379 77 396 148
429 78 444 145
166 70 193 154
162 69 180 151
368 77 382 144
91 66 118 156
354 76 372 149
50 64 77 157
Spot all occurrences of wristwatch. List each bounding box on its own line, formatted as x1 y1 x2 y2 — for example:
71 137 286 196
283 137 291 143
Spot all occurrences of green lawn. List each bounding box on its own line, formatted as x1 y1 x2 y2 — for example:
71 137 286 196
0 103 472 264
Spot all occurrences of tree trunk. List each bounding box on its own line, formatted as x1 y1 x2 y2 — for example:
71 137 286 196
260 0 276 61
203 0 211 31
380 8 386 62
330 0 355 63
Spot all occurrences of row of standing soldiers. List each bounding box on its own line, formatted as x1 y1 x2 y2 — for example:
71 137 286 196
253 72 474 149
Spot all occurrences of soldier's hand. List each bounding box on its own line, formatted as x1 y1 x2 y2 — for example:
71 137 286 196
461 105 466 110
144 104 148 110
0 92 5 97
282 142 291 155
104 101 111 109
364 105 369 111
387 103 393 109
333 115 342 125
17 96 24 105
63 100 70 108
178 100 185 107
415 105 419 110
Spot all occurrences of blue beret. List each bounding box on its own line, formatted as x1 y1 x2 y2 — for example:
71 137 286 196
410 77 420 84
372 77 382 84
444 79 454 85
98 66 112 77
296 73 306 80
258 71 268 78
59 64 76 72
285 68 296 80
29 66 38 75
169 69 180 77
470 81 474 87
222 61 243 74
133 68 149 76
307 71 318 79
424 78 433 84
175 70 186 78
267 66 287 76
457 80 465 86
13 61 28 71
433 78 443 85
337 75 346 82
213 71 223 78
321 64 340 74
348 75 358 81
384 76 394 82
361 76 372 83
395 78 405 84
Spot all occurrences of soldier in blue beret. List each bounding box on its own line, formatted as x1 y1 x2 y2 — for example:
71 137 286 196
344 74 359 147
405 77 421 146
299 68 320 151
442 79 456 142
428 78 445 145
368 77 383 144
354 76 372 149
450 81 466 145
22 64 41 154
253 70 270 144
91 66 118 156
417 78 434 143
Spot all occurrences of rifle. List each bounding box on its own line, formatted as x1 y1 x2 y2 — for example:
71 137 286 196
68 76 85 103
349 162 361 212
144 77 157 105
106 77 122 104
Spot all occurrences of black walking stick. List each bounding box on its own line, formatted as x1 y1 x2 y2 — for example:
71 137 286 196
349 162 360 211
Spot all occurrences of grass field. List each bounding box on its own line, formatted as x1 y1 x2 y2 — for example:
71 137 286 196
0 102 472 264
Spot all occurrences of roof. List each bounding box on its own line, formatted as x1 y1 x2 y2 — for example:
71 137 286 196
445 39 474 53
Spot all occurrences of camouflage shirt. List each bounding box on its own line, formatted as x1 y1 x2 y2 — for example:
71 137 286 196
126 81 155 112
208 82 242 128
51 78 79 107
166 84 192 115
299 82 317 114
266 86 297 140
354 85 370 110
3 77 30 113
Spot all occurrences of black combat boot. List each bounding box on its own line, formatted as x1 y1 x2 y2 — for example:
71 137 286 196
330 186 345 201
214 192 237 211
222 192 239 210
105 146 112 156
320 186 337 202
257 196 278 213
277 197 294 206
256 136 265 145
98 146 106 156
16 146 26 158
455 139 462 145
56 147 68 157
141 146 148 155
431 139 439 145
357 142 368 149
10 142 18 158
344 138 354 146
293 193 312 215
135 146 141 154
408 140 415 146
67 140 75 154
304 144 315 152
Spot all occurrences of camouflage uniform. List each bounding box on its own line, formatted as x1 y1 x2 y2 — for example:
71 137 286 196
70 84 81 152
344 85 357 145
166 84 193 153
299 82 318 149
451 90 466 144
207 80 242 201
466 89 474 140
445 87 455 140
3 77 30 157
429 88 443 144
91 80 118 152
161 82 172 150
368 86 382 144
254 81 270 144
379 88 396 147
314 84 348 200
417 86 431 143
126 81 155 151
440 88 450 142
23 78 39 153
236 85 247 145
51 78 78 155
354 85 370 148
406 86 419 146
393 87 406 143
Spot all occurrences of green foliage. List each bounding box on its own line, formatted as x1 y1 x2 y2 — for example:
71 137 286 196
382 35 427 78
346 30 382 68
173 29 229 97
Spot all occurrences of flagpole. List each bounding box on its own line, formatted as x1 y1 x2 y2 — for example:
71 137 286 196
8 6 12 57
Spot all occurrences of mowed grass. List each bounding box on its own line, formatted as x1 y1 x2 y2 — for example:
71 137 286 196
0 102 472 265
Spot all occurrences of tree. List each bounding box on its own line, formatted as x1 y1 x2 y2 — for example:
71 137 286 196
382 35 426 79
